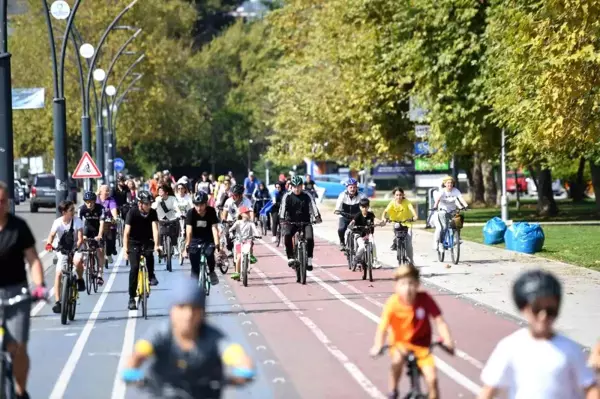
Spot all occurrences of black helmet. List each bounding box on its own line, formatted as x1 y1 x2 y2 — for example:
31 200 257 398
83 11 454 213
231 184 244 196
137 191 153 204
359 198 370 208
290 176 303 187
83 191 96 202
512 269 562 310
193 191 209 205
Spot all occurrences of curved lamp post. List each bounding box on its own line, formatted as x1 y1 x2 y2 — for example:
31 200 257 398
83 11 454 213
110 72 143 136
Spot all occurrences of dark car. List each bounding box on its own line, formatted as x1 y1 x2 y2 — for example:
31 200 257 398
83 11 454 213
30 174 56 212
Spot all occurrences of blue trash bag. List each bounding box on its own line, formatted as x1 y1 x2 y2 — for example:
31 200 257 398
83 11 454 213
482 217 507 245
259 200 273 216
504 222 545 254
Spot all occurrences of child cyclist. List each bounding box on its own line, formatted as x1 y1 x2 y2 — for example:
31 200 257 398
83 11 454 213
347 198 385 270
381 187 418 264
229 206 261 281
478 269 598 399
370 264 454 399
121 276 255 398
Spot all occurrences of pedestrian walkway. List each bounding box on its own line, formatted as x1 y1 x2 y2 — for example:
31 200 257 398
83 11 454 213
314 206 600 349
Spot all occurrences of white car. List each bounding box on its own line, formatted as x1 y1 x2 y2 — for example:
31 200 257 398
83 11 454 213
14 180 26 203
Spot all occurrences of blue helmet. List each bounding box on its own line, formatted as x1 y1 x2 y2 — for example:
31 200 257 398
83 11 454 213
83 191 96 202
346 178 358 186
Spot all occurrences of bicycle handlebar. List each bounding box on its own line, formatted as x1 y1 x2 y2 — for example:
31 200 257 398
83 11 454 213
0 290 49 307
372 339 454 358
334 210 354 218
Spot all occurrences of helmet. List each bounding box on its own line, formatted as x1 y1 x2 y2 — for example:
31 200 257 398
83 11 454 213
137 191 153 204
170 276 206 308
238 206 250 214
359 198 370 207
193 191 209 205
290 176 303 187
512 269 562 310
346 178 358 186
231 184 244 196
83 191 96 202
217 175 225 183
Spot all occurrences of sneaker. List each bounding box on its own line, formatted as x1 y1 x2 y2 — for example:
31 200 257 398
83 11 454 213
107 255 114 264
150 276 159 286
287 258 295 267
16 391 30 399
390 242 397 251
209 271 219 285
373 261 383 269
250 255 257 264
387 391 398 399
128 298 137 310
52 301 61 314
231 272 240 281
77 278 86 292
339 244 346 251
97 276 104 286
307 258 313 271
271 236 277 243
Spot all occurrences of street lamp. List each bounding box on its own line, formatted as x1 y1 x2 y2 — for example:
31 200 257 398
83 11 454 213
248 139 254 172
0 0 15 212
110 72 143 135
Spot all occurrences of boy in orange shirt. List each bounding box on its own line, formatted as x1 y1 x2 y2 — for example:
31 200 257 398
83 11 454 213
370 264 454 399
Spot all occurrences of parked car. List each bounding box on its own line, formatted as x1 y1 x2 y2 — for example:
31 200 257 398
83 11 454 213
506 172 528 193
19 178 31 198
30 173 56 212
312 174 375 199
14 180 25 202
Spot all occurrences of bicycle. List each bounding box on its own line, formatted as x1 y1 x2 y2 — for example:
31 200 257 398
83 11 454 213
216 225 231 275
0 288 46 399
334 210 357 268
372 340 454 399
387 218 413 264
116 217 124 248
351 226 376 282
255 199 271 236
82 238 102 295
55 247 79 325
283 221 313 285
159 220 178 272
430 208 465 264
235 236 261 287
189 242 213 296
177 216 186 265
133 244 153 320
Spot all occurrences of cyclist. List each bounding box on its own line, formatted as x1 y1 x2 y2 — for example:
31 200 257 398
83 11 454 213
279 176 321 269
252 181 270 222
121 277 254 398
229 206 261 281
195 172 211 195
243 171 258 201
334 178 366 251
45 200 85 314
222 184 253 251
0 181 46 399
479 269 598 399
97 184 119 264
381 187 418 263
304 174 318 199
78 192 106 286
152 184 180 256
347 198 385 270
216 178 232 213
370 264 454 399
182 192 220 285
270 181 286 243
431 175 467 252
124 191 161 310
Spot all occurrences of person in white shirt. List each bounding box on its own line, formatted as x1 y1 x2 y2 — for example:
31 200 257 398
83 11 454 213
152 184 180 256
44 200 85 314
228 206 260 281
478 269 598 399
221 184 253 253
174 183 193 261
431 175 468 251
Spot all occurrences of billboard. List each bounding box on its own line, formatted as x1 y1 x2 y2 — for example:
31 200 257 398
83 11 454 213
12 88 45 110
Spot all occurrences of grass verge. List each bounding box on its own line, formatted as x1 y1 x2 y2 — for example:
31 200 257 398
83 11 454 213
460 225 600 272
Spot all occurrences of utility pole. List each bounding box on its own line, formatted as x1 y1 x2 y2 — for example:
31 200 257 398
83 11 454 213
500 128 509 221
0 0 15 213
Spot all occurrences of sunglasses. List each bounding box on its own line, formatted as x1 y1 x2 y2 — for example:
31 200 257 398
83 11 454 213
531 303 559 318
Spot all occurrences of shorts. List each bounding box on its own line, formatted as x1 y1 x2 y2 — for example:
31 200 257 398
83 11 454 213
0 284 31 344
56 252 83 276
389 342 435 369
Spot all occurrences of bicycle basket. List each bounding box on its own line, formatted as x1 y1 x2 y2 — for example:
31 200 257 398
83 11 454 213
394 224 408 238
159 221 179 237
450 214 463 230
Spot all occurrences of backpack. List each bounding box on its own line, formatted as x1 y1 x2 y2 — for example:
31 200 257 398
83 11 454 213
58 219 75 252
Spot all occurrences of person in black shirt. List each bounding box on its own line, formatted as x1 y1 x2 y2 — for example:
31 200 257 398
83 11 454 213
79 191 106 286
304 174 318 199
269 181 286 243
0 181 46 399
347 198 384 269
278 176 322 270
183 192 220 285
124 191 160 310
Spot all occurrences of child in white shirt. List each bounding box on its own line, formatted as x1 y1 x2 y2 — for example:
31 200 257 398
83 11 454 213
229 206 260 281
478 269 598 399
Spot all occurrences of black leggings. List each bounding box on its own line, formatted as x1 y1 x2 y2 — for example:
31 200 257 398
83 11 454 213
283 224 314 259
128 246 155 298
271 206 280 237
337 217 351 245
189 242 216 276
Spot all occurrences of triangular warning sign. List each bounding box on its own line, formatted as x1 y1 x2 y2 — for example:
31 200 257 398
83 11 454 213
72 151 102 179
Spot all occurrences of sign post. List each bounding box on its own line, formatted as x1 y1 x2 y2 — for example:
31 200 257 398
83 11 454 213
72 151 102 197
114 158 125 173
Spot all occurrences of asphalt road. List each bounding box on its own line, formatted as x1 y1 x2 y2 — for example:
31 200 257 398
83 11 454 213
17 201 521 398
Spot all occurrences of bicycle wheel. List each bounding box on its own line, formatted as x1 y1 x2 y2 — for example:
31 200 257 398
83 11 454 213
346 240 353 270
141 267 148 320
60 274 70 325
85 257 92 295
299 242 307 285
367 245 373 282
0 337 15 399
199 259 208 292
260 216 268 236
166 236 172 272
218 251 230 274
437 231 445 262
92 255 99 293
242 254 249 287
68 280 77 321
451 230 460 264
276 229 281 247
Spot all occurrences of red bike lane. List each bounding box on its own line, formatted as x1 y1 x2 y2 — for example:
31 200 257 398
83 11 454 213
223 237 521 398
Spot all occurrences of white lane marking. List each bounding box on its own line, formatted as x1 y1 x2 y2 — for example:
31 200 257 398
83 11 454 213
49 250 124 399
314 260 485 370
252 265 385 399
260 241 482 394
110 309 137 399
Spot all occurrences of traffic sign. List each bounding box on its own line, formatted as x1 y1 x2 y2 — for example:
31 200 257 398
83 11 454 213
415 124 431 138
114 158 125 172
414 142 431 156
72 152 102 179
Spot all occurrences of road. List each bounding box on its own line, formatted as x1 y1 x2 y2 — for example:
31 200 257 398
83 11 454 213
19 202 523 398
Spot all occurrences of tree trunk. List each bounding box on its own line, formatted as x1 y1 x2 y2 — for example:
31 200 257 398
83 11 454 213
590 160 600 212
482 159 497 205
470 153 485 204
534 167 559 216
569 157 586 203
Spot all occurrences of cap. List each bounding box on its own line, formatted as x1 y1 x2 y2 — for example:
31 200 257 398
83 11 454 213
238 206 250 214
249 171 254 176
170 276 206 308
